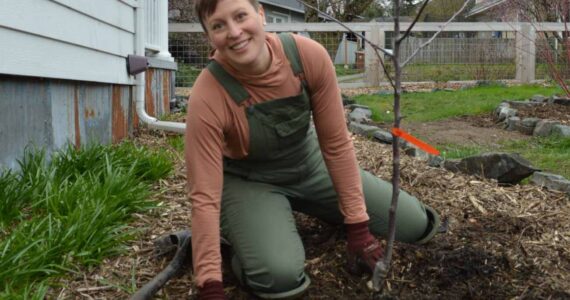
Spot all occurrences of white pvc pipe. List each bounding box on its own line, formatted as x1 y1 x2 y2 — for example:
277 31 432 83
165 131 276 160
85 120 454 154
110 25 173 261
135 1 186 134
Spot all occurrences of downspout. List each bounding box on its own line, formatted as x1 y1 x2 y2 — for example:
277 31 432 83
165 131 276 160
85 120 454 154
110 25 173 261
134 1 186 134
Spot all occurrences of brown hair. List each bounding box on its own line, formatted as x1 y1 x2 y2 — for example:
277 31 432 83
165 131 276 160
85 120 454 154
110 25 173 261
194 0 260 31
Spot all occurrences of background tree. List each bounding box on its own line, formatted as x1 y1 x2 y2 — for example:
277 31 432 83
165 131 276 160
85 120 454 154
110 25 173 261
168 0 197 23
304 0 376 61
362 1 388 20
304 0 376 22
420 0 474 22
299 0 472 297
380 0 423 17
505 0 568 23
503 0 570 96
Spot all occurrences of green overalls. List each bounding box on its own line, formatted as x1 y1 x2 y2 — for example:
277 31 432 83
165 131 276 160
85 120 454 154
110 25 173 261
207 33 439 299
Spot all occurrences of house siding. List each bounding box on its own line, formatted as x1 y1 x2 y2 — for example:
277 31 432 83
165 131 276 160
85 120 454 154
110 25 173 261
0 76 125 169
0 1 177 170
263 5 305 23
145 68 174 118
0 69 174 170
0 0 136 85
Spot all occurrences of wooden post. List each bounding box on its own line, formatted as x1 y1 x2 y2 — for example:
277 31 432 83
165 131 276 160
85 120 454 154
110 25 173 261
365 23 384 86
516 22 536 83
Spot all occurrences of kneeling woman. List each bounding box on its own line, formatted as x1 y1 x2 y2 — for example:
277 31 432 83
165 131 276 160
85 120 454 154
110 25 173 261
185 0 439 298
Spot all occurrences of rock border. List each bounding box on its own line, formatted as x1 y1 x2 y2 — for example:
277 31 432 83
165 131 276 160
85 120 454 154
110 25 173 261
494 95 570 138
345 99 570 197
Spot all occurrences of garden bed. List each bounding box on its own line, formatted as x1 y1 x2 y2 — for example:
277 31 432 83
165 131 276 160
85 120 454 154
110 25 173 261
49 125 570 299
515 101 570 125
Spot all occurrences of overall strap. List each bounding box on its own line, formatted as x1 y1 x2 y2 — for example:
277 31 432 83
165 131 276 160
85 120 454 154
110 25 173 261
277 33 304 76
206 61 250 105
278 33 310 93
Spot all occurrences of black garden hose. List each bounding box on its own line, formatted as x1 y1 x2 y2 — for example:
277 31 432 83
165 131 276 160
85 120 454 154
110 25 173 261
131 230 192 300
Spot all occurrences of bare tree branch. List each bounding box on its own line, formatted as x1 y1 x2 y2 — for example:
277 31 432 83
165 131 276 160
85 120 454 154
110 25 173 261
401 0 472 67
503 0 570 97
398 0 431 43
297 0 396 87
297 0 394 57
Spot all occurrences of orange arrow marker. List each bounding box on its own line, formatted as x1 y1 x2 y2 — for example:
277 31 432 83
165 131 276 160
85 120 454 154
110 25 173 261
391 128 440 156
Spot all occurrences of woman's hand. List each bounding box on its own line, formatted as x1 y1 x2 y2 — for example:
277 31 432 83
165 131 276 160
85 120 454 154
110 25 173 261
198 281 226 300
345 221 384 275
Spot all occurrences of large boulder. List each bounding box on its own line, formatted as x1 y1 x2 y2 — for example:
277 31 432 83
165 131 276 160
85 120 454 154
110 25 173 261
348 122 378 137
404 146 431 160
507 100 540 109
521 117 540 127
549 96 570 106
533 120 561 137
443 152 539 184
531 95 548 103
427 155 445 168
506 116 540 134
505 116 521 131
551 125 570 138
372 129 393 144
349 107 373 123
494 104 517 122
531 172 570 196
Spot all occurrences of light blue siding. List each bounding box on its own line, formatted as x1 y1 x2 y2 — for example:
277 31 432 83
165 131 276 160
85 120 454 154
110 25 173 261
0 78 54 170
0 0 136 84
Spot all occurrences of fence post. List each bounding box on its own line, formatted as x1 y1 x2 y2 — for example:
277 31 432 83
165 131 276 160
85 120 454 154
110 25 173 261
365 23 383 86
516 22 536 83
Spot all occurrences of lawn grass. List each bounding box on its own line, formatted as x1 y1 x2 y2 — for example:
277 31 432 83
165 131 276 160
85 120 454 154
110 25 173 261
354 83 563 123
0 142 172 298
353 83 568 179
400 63 516 82
504 137 570 179
335 64 364 77
380 63 553 82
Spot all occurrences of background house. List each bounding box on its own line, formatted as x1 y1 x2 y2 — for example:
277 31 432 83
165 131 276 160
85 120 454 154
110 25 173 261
466 0 516 38
466 0 522 24
260 0 306 23
0 0 176 170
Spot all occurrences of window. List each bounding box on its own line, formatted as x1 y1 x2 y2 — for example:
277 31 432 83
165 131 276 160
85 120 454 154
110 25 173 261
266 11 290 23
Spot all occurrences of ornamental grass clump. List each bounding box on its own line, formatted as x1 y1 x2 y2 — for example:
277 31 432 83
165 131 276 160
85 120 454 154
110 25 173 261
0 142 172 297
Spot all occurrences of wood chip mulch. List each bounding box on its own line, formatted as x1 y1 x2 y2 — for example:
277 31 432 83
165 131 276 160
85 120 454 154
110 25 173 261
49 114 569 300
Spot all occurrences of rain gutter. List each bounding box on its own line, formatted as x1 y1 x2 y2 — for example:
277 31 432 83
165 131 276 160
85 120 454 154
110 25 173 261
134 2 186 134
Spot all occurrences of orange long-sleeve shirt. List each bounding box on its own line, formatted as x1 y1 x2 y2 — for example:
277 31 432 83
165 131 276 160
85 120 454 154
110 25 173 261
184 33 369 287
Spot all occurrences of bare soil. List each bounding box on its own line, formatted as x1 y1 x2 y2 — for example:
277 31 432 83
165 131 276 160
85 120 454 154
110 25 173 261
362 111 529 151
50 91 570 300
372 101 569 149
402 114 530 150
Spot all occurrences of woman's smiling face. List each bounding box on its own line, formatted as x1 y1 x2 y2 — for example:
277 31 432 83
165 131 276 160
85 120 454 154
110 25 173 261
204 0 270 74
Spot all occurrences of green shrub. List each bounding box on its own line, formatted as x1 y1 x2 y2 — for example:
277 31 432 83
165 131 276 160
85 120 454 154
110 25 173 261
175 63 202 87
0 142 173 296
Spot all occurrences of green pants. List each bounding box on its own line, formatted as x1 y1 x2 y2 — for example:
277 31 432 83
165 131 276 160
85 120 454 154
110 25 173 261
220 144 436 297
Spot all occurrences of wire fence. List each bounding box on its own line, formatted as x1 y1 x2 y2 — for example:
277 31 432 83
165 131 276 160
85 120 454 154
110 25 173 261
535 34 570 80
168 23 569 88
395 35 517 82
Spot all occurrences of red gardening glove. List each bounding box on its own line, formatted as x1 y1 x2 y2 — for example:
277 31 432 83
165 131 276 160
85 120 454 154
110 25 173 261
198 281 226 300
346 221 384 275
